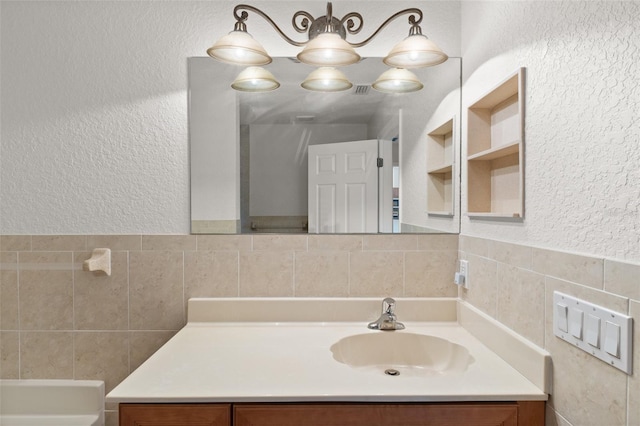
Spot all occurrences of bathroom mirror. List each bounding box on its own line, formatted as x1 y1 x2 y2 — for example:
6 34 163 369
189 56 461 234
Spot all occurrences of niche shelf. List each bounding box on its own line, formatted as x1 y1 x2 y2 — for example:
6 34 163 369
467 68 525 219
427 117 455 216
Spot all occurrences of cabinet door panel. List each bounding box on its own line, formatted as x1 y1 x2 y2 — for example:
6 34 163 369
120 403 231 426
234 403 521 426
515 401 545 425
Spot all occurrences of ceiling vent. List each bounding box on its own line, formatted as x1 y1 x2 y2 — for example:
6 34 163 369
353 85 371 95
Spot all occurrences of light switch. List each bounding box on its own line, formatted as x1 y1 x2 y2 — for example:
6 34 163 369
556 303 568 332
604 321 621 358
569 308 583 339
586 314 601 348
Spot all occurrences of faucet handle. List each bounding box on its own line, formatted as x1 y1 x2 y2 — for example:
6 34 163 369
382 297 396 315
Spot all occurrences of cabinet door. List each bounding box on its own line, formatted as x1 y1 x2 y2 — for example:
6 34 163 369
234 403 527 426
120 404 231 426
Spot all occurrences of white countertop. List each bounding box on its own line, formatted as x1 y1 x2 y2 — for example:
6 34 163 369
107 322 546 403
107 298 550 404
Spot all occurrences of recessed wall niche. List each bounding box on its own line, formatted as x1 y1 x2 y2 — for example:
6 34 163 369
427 117 455 216
466 68 525 218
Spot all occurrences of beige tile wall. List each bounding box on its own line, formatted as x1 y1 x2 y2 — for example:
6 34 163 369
459 235 640 426
6 233 636 425
0 233 458 425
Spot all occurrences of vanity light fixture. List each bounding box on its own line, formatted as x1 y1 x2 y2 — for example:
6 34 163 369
372 68 423 93
231 66 280 92
206 2 448 93
384 31 448 69
207 3 447 68
301 67 352 92
207 28 271 66
297 32 360 67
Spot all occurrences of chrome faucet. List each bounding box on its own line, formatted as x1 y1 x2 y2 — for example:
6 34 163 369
368 297 405 331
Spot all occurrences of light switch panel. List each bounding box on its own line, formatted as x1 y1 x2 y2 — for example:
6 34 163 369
456 260 469 289
553 291 633 375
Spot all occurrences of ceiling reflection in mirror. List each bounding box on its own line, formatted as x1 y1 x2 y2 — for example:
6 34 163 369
189 56 460 234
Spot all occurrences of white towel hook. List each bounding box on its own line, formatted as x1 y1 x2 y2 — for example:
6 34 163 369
83 248 111 276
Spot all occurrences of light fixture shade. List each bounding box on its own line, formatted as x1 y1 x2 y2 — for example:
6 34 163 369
297 33 361 67
207 30 272 66
383 34 448 68
301 67 353 92
231 67 280 92
372 68 423 93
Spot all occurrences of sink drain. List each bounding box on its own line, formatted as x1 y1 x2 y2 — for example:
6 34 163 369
384 368 400 376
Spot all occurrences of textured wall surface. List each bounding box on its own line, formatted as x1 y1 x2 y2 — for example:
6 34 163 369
0 1 461 234
461 1 640 262
460 3 640 425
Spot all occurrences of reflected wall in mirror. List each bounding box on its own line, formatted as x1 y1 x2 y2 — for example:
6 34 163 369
189 57 461 234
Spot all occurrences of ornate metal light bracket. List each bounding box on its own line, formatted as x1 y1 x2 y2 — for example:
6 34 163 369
232 2 423 48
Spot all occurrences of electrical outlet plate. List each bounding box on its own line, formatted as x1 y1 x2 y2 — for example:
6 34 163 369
553 291 633 375
458 260 469 289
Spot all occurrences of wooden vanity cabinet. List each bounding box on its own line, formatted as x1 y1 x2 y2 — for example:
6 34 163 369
234 402 543 425
119 401 544 426
119 403 231 426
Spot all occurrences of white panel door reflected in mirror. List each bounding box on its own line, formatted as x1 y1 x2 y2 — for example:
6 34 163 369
188 57 461 234
308 139 381 234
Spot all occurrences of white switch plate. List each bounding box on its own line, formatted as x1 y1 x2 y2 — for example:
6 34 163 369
553 291 633 375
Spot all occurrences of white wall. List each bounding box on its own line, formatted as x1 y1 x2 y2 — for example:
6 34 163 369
0 0 461 234
249 123 367 216
460 1 640 262
1 1 197 233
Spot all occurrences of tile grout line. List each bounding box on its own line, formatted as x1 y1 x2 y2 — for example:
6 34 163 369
182 251 186 324
236 250 240 297
292 251 296 297
402 251 406 297
72 250 76 380
17 251 22 379
127 250 131 374
347 251 351 297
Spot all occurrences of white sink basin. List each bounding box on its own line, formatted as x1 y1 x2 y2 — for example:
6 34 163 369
330 332 473 376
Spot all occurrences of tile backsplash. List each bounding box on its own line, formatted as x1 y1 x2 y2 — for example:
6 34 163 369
0 233 457 424
0 233 458 380
3 233 639 426
458 235 640 426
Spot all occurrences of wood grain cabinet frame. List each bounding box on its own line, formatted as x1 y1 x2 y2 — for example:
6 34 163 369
119 401 544 426
234 402 543 426
120 403 231 426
